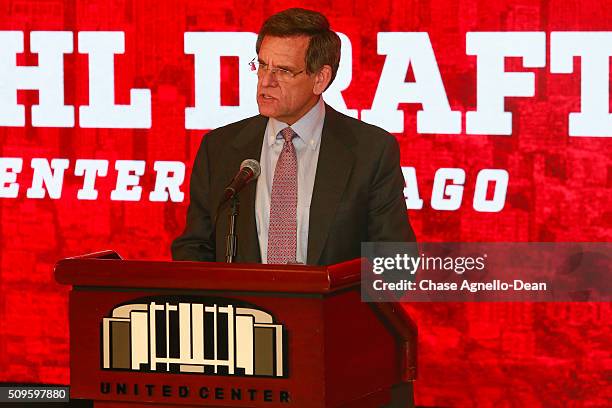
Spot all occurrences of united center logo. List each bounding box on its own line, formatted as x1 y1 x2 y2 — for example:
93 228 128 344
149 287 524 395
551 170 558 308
101 296 286 377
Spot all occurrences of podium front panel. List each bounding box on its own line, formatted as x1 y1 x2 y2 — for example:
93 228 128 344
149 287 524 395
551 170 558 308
69 288 327 407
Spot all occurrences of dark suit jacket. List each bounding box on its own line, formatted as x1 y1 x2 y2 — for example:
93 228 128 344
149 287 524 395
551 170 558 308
171 104 415 265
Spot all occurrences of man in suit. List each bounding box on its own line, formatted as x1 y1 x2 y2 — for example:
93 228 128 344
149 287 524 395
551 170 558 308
172 8 415 265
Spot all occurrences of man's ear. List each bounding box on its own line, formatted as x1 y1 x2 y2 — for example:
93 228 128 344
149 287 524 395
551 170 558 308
313 65 333 95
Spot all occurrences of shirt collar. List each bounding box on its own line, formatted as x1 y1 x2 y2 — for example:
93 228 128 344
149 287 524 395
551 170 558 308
267 97 325 151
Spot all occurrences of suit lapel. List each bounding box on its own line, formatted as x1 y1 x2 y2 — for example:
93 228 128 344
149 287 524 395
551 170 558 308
307 105 356 265
230 115 268 263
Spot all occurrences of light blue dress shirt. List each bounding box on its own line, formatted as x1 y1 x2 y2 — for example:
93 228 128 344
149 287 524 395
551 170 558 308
255 97 325 264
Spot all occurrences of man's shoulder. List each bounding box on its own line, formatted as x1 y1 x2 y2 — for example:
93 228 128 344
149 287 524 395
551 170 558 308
325 104 397 147
204 114 267 145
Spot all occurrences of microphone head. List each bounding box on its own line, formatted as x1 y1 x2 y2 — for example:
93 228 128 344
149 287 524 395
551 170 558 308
240 159 261 179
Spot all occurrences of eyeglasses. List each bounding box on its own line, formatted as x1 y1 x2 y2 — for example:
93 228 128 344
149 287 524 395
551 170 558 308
249 58 305 82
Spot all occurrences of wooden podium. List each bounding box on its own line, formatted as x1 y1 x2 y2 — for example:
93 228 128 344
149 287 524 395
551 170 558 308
54 251 417 407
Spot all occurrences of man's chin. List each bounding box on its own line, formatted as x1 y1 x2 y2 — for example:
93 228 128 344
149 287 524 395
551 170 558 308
257 105 276 119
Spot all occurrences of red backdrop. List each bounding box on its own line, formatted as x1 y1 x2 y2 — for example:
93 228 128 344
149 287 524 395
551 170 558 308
0 0 610 406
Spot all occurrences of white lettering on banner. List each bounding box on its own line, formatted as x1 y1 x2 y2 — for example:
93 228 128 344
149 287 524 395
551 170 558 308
0 158 187 202
322 33 358 118
430 168 465 211
79 32 151 128
402 166 424 210
551 32 612 137
149 161 185 202
402 166 509 211
466 32 546 135
472 169 509 212
0 158 23 198
184 32 258 129
361 32 461 134
0 30 609 137
0 31 74 127
0 158 510 211
75 159 109 200
27 158 70 199
111 160 146 201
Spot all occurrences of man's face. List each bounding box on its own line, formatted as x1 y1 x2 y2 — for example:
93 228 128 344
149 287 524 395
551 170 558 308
256 35 320 125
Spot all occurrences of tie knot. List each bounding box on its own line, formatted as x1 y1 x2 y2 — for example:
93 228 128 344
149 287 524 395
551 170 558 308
279 127 297 143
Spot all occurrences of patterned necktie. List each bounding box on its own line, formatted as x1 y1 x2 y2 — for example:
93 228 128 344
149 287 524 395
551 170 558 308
267 127 298 264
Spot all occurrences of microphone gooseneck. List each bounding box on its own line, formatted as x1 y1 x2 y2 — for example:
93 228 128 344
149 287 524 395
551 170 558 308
221 159 261 205
217 159 261 263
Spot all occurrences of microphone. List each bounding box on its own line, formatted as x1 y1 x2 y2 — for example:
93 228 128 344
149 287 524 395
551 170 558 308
221 159 261 204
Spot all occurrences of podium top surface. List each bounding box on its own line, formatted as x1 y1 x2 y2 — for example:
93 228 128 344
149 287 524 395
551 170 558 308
55 250 361 294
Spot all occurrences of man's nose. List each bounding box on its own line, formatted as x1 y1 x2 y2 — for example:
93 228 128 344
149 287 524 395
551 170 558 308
259 69 278 87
